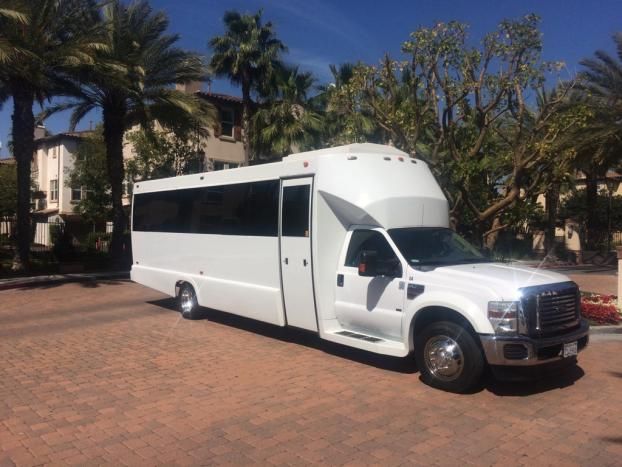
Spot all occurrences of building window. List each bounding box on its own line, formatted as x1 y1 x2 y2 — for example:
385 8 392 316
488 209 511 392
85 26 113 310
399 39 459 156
220 108 234 138
51 146 57 159
50 179 59 202
213 161 239 171
71 186 86 202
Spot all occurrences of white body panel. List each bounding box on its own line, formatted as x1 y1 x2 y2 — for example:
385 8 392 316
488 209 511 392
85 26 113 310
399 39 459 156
131 143 573 358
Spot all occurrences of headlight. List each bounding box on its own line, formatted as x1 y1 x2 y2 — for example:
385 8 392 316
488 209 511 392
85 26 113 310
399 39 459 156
488 301 519 335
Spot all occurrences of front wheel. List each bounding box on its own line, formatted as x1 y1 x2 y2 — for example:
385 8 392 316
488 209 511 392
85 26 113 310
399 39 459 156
178 283 200 320
415 321 484 393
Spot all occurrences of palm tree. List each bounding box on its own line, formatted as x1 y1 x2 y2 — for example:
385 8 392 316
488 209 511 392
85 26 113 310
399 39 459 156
48 0 215 262
252 66 322 158
0 0 104 271
316 63 377 145
574 32 622 248
209 10 286 163
0 5 28 65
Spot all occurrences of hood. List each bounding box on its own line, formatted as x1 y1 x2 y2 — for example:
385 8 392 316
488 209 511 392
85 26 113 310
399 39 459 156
422 262 572 301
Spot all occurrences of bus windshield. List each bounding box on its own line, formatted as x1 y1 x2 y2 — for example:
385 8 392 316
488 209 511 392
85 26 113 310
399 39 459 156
388 227 488 267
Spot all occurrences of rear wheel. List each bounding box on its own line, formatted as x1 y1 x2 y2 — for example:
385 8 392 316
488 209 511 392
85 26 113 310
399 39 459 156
178 283 200 320
415 320 484 393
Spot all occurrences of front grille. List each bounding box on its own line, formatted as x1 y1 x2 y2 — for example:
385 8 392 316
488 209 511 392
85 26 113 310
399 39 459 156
520 282 580 337
538 293 578 330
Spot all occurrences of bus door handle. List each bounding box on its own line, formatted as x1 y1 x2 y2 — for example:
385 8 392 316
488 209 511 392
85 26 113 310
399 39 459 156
303 259 308 267
284 258 288 265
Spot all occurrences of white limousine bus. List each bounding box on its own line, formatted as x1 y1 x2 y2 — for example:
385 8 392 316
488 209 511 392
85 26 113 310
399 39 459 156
131 143 589 392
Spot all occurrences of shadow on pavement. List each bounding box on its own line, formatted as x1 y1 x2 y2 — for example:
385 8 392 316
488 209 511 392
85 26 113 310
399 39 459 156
14 277 130 290
602 437 622 444
147 298 590 393
146 297 418 375
485 364 585 396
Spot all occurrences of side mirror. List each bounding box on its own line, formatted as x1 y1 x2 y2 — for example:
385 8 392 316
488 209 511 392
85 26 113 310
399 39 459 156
358 250 378 277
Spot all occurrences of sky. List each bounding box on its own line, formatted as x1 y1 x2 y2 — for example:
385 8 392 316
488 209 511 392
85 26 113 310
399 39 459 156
1 0 621 158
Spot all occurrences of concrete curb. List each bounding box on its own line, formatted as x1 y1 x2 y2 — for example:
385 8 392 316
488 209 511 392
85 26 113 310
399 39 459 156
589 324 622 335
0 271 130 291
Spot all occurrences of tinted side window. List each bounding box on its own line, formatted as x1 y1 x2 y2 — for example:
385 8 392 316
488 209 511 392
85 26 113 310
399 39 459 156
282 185 310 237
133 189 196 233
345 230 398 267
133 180 279 236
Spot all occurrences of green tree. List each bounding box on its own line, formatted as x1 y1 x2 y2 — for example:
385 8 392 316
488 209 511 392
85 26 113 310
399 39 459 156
66 130 112 226
328 16 585 248
0 0 104 270
209 10 286 163
572 33 622 248
0 163 17 217
47 0 214 262
252 66 323 158
126 128 204 181
321 63 377 145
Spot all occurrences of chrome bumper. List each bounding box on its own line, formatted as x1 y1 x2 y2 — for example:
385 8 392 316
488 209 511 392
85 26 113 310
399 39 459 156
479 319 590 366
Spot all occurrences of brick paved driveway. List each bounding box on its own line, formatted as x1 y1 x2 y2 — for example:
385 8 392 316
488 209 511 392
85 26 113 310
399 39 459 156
1 280 621 466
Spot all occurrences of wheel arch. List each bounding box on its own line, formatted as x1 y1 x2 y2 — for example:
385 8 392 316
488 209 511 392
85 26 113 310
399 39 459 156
174 278 201 304
407 305 483 353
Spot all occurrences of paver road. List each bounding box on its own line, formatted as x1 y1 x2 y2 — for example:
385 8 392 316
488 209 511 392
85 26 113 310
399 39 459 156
1 280 621 466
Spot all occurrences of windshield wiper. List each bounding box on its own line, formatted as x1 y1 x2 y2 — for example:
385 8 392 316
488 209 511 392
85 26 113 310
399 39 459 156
451 258 491 264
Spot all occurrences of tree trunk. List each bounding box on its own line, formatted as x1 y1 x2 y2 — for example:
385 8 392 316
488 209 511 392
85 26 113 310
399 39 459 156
241 81 252 164
103 104 127 264
585 170 599 249
483 216 504 251
11 86 35 272
544 183 560 256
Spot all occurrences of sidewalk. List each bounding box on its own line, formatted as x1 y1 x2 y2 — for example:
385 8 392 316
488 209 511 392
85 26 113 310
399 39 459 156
567 272 618 296
0 271 130 291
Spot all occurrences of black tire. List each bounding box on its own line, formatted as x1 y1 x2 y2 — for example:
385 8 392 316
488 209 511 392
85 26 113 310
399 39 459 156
178 283 200 320
414 320 484 393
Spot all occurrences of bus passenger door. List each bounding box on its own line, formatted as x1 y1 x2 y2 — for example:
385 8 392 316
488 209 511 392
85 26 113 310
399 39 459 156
280 177 318 331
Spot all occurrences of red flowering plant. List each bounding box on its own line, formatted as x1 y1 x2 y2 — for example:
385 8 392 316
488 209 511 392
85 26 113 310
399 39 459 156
581 293 622 325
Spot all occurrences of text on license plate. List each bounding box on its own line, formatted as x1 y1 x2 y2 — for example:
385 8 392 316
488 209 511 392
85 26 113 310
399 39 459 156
563 341 578 358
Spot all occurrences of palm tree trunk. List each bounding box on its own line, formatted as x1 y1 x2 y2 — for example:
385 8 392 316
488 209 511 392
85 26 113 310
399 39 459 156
103 104 127 264
11 85 35 272
241 80 252 164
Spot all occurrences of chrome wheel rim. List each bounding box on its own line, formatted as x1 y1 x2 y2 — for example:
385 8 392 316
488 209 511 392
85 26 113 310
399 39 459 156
423 335 464 381
180 288 194 313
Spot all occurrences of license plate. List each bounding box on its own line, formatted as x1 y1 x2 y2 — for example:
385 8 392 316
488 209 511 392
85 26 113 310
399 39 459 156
563 341 578 358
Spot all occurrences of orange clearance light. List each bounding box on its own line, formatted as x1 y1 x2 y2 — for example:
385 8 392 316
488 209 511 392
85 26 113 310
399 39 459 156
303 161 309 168
398 156 404 162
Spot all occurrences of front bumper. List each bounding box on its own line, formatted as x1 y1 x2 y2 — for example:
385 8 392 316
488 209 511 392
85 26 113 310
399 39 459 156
479 319 590 366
